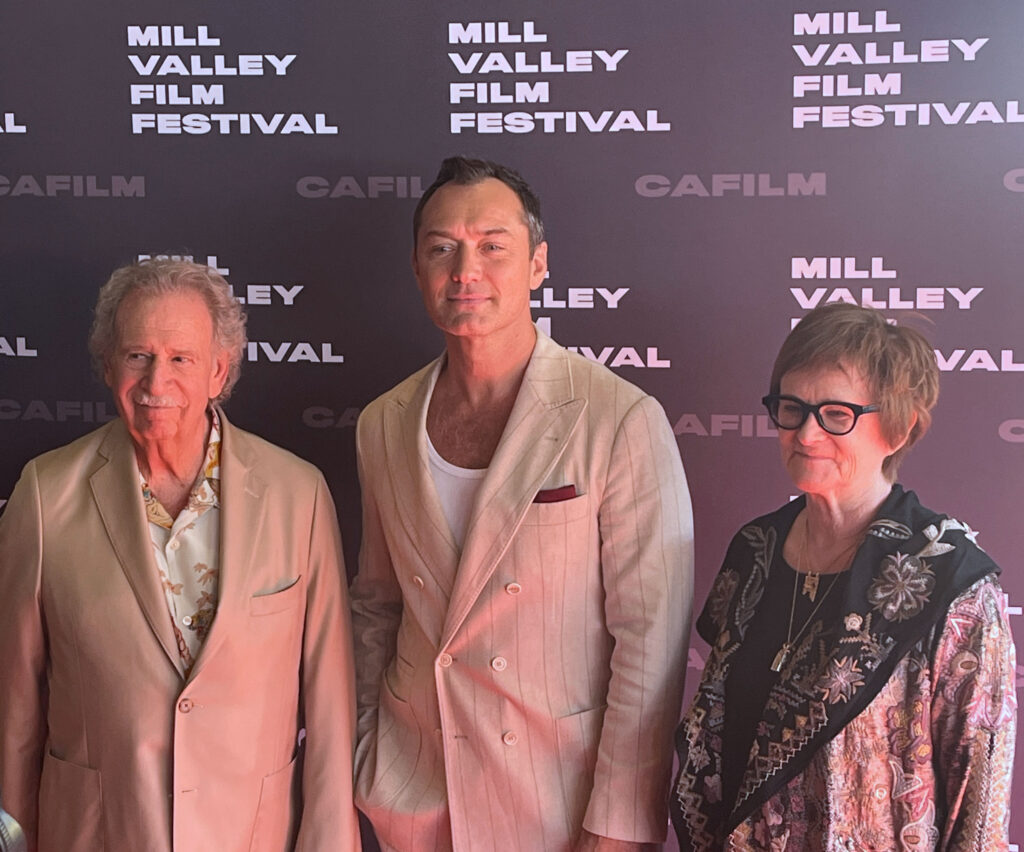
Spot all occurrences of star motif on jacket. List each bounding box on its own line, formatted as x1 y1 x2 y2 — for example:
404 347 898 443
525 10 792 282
818 656 864 704
867 553 935 622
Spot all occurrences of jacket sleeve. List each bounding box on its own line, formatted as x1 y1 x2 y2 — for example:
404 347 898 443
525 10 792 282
0 463 48 851
294 473 361 851
348 413 404 752
932 576 1016 852
583 395 695 843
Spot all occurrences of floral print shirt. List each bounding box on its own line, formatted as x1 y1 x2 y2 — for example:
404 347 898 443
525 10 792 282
140 412 221 676
673 486 1017 851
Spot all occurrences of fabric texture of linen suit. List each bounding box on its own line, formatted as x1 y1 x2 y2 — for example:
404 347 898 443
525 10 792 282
0 411 360 852
351 329 695 851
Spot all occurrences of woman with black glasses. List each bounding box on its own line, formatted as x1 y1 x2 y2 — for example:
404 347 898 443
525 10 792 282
671 303 1015 851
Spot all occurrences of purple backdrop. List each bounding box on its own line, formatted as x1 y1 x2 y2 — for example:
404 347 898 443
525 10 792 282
2 2 1022 848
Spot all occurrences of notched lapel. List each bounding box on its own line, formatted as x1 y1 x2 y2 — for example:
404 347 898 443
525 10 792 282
91 422 183 677
188 419 267 681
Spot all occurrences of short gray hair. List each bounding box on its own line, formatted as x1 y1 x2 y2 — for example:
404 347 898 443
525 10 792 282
88 259 248 403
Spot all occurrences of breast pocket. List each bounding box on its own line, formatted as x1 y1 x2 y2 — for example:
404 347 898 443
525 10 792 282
247 578 305 693
508 493 596 589
249 577 303 616
504 494 599 645
520 492 591 527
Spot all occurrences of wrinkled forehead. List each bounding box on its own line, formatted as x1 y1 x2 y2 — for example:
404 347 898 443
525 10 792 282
113 287 216 345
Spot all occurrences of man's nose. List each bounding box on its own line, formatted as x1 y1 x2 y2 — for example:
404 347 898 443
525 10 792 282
451 248 482 283
143 357 172 390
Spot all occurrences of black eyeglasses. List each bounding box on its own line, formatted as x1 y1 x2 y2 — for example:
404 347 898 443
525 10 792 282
761 394 879 436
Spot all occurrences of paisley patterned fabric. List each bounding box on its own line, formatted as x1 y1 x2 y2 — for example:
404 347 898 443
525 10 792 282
672 486 1016 851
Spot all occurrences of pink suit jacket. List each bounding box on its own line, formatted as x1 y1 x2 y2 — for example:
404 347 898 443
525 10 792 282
351 330 694 851
0 412 360 852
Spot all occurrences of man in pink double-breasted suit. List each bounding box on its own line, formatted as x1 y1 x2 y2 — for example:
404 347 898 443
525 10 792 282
0 260 360 851
351 157 694 851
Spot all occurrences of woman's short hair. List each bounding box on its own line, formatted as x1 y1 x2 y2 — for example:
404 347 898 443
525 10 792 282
88 258 248 403
769 303 939 479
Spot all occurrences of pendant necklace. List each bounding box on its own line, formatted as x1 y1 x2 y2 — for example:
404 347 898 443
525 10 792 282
770 516 859 673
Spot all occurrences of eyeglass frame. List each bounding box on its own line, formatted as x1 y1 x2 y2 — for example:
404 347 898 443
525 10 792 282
761 394 880 436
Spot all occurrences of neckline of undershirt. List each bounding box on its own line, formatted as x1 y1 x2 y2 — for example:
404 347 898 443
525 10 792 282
426 433 488 479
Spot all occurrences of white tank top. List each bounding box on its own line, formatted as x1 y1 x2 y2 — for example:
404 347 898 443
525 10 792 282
426 433 487 550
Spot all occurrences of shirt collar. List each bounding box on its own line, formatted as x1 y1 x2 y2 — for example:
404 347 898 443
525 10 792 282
139 409 222 529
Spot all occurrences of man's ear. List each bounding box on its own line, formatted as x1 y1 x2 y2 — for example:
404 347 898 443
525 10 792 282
208 347 231 400
529 241 548 291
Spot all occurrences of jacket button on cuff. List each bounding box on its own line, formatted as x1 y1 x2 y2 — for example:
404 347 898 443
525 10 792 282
178 698 194 713
502 731 518 746
505 582 522 595
438 652 453 668
490 656 508 672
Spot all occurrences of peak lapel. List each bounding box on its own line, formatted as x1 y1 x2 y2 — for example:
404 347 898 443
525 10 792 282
442 334 585 646
90 421 182 677
383 360 460 615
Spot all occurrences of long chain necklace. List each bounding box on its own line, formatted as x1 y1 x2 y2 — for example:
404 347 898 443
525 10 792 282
770 515 860 673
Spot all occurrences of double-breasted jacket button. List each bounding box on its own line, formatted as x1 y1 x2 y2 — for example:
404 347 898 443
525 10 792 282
502 731 518 746
412 575 425 589
438 652 453 668
490 656 508 672
504 582 522 595
178 697 194 713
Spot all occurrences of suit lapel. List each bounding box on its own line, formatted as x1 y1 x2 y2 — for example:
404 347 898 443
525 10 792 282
384 360 461 610
441 332 585 646
188 412 267 681
90 421 183 677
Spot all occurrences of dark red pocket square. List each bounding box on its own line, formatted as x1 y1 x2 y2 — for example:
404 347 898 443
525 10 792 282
533 485 577 503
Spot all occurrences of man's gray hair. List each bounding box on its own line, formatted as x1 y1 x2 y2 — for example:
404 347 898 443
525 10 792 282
88 258 248 403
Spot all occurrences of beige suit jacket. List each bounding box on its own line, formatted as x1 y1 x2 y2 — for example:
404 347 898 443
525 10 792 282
351 330 694 851
0 412 360 852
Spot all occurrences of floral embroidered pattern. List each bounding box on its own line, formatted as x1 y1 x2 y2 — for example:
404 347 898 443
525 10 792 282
867 553 935 622
818 656 865 704
706 569 739 631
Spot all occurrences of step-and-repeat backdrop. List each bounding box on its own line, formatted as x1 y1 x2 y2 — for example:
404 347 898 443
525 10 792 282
3 1 1022 846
